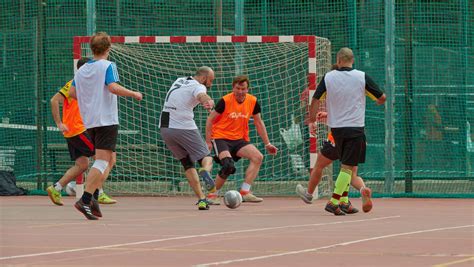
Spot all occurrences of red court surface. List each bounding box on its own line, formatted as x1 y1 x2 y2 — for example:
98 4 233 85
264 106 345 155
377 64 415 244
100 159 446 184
1 196 473 267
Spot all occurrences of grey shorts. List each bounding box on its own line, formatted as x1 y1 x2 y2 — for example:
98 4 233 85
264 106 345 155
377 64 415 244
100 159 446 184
160 128 210 162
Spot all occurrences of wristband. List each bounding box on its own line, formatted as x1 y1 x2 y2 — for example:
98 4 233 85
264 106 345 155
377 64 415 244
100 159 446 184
265 143 272 147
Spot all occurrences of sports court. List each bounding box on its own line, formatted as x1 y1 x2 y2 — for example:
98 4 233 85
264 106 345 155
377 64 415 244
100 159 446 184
1 1 473 267
1 196 473 266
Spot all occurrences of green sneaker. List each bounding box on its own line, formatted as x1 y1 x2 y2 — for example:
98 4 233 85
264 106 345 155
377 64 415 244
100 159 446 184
196 199 210 210
98 192 117 204
47 185 63 206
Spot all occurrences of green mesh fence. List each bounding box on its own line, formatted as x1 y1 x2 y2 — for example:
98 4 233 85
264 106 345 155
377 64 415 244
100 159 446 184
0 0 472 198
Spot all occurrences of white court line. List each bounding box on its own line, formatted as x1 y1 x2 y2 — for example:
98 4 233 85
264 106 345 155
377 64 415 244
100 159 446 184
0 215 399 261
195 224 474 266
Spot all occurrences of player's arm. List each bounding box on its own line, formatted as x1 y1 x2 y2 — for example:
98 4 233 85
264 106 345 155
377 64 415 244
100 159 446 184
309 75 326 123
205 110 220 149
197 92 214 111
253 114 278 155
106 63 142 100
365 74 386 105
253 103 278 155
50 93 68 133
108 82 142 100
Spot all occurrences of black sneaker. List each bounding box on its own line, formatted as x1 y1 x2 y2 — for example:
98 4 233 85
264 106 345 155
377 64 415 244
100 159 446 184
196 199 210 210
325 202 346 216
91 199 102 217
74 200 99 220
339 201 359 214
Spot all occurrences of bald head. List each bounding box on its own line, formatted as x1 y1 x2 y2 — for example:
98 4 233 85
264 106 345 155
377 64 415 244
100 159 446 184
336 47 354 67
195 66 214 77
194 66 215 88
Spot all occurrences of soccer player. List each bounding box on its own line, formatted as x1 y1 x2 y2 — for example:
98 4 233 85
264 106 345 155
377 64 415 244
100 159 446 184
159 66 216 210
205 75 278 204
70 32 143 220
309 47 385 215
47 57 117 206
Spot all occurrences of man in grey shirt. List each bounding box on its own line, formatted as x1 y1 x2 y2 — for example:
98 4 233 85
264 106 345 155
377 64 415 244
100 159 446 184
309 47 386 215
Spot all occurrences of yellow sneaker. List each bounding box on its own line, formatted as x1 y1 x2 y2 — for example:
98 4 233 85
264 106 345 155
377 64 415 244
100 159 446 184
47 185 63 206
98 192 117 204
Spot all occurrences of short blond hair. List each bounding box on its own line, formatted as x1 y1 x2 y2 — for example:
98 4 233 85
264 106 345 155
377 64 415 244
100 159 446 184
90 32 111 56
337 47 354 63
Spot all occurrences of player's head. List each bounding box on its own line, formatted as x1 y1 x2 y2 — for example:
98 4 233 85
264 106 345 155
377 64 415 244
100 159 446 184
331 63 339 70
232 75 250 103
77 57 89 69
336 47 354 67
90 32 111 56
195 66 215 89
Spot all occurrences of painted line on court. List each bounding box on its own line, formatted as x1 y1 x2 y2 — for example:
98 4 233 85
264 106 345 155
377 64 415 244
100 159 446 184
0 215 399 260
195 224 474 266
432 256 474 267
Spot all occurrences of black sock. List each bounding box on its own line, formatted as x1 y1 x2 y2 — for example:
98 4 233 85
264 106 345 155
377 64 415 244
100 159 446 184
93 189 99 200
81 192 92 205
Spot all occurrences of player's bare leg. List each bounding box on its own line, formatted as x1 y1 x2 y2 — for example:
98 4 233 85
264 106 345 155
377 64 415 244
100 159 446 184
74 149 112 220
47 156 89 206
236 144 263 202
296 152 332 204
184 168 209 210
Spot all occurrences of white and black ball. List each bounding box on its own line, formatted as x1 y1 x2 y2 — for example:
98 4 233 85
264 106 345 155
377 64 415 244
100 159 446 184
224 190 242 209
65 181 76 196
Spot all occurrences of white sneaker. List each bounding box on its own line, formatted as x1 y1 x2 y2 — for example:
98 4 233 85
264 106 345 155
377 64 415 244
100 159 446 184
296 184 313 204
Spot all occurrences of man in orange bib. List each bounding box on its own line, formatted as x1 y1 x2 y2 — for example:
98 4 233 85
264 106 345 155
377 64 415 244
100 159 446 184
205 75 278 204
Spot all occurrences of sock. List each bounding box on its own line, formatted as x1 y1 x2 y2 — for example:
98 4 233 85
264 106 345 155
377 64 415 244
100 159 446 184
54 182 63 191
81 192 92 205
340 184 350 204
93 189 99 200
99 188 104 194
330 169 352 205
240 182 251 192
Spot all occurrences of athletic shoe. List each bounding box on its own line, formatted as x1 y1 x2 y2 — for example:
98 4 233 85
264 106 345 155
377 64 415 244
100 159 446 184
198 168 216 192
361 187 373 213
196 199 210 210
207 193 221 205
295 184 313 204
98 192 117 204
339 201 359 214
74 199 98 220
91 199 102 217
324 201 345 216
46 185 63 206
240 191 263 203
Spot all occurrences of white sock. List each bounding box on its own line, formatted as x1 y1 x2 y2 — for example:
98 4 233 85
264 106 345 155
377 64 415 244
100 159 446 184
240 183 251 192
54 183 63 191
99 188 104 194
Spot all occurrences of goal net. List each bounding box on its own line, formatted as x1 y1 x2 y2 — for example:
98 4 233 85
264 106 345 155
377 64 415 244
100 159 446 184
73 36 331 196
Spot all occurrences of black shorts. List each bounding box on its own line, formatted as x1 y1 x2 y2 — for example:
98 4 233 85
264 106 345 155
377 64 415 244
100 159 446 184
320 140 339 161
66 132 95 161
332 127 366 166
212 139 250 162
87 125 119 151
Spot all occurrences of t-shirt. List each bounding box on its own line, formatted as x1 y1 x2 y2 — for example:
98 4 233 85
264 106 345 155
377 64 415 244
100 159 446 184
313 67 383 128
58 80 86 138
211 93 260 141
159 77 207 130
73 59 120 129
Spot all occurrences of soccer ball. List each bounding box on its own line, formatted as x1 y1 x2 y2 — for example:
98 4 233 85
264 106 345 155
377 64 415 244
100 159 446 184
224 190 242 209
65 181 76 196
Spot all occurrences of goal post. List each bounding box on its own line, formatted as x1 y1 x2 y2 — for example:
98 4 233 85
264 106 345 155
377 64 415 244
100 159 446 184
73 35 332 197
